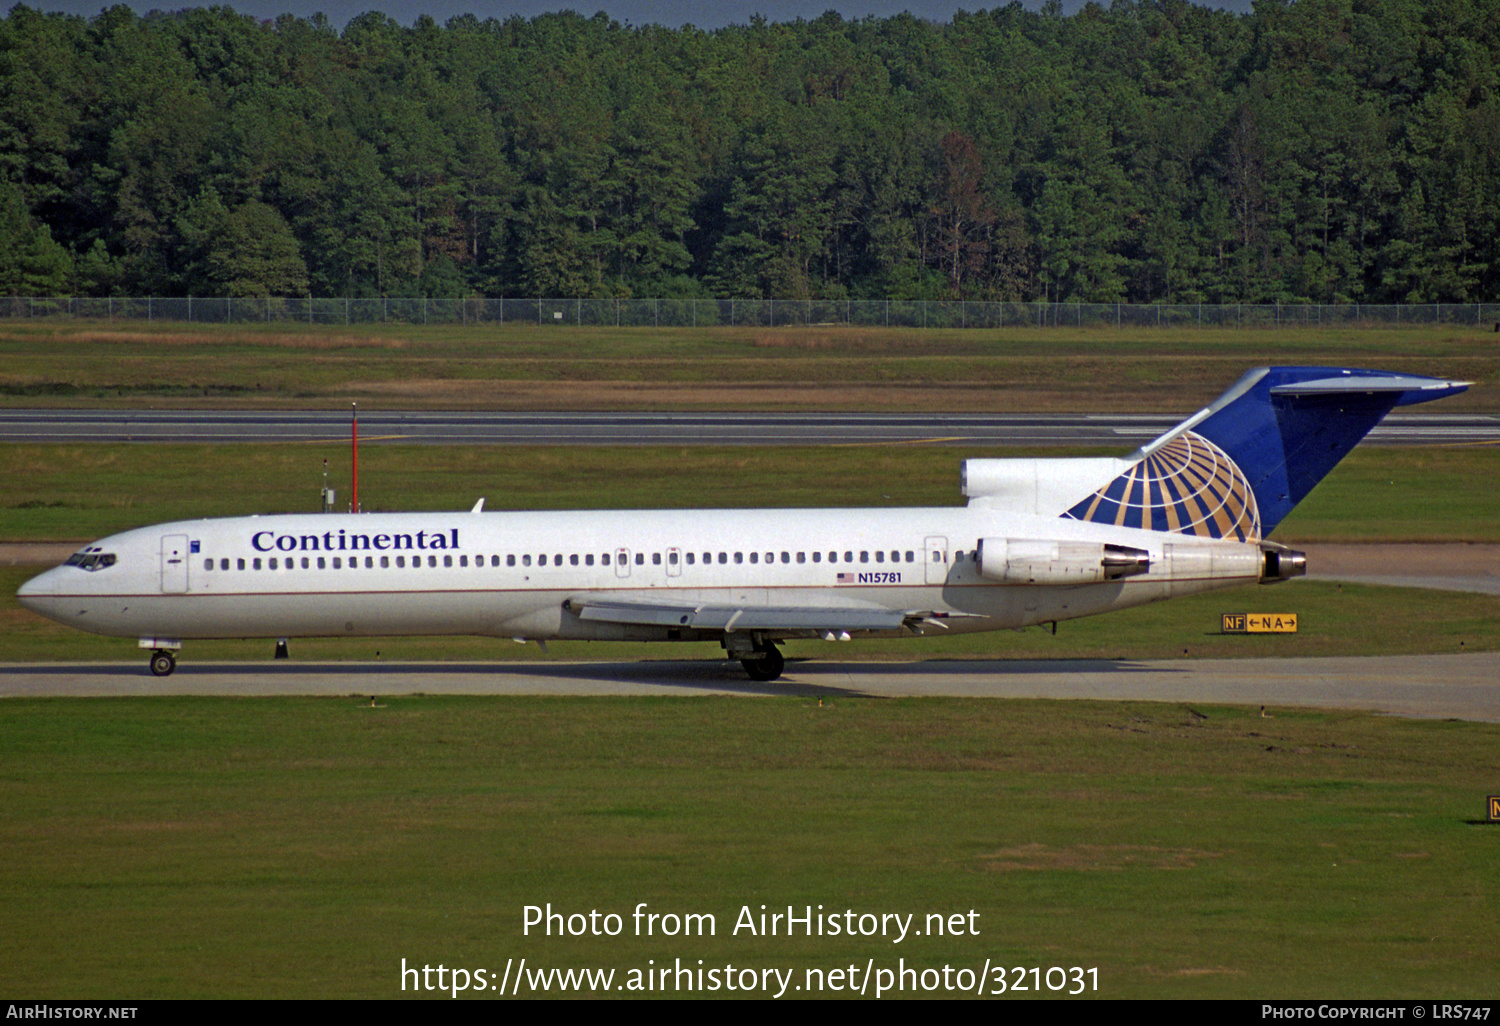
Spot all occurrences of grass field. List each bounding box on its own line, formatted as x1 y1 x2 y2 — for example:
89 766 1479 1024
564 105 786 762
3 321 1496 1000
4 443 1497 543
2 695 1496 998
2 320 1495 411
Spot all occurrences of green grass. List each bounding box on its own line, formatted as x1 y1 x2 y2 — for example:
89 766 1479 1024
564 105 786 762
1 320 1495 411
4 321 1495 1001
1 696 1495 997
3 443 1497 543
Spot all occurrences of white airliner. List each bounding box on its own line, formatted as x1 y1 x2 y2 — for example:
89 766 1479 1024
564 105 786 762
17 366 1469 681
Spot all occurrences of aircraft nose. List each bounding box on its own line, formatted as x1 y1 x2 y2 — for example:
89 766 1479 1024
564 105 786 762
16 567 61 610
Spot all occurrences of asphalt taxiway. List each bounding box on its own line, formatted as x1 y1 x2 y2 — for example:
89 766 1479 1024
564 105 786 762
1 409 1494 446
3 651 1497 722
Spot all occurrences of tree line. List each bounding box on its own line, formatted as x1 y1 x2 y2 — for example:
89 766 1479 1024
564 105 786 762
2 1 1497 303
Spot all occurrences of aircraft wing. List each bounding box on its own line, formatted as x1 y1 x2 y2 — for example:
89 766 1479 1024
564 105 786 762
563 597 922 632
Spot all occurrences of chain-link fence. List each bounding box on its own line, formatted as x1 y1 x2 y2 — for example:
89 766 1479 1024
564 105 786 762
4 296 1499 328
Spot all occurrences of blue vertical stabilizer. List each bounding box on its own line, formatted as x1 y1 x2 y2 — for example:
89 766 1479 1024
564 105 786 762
1064 366 1469 540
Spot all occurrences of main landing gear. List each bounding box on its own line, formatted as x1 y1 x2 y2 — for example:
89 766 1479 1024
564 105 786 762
149 650 176 677
739 642 785 682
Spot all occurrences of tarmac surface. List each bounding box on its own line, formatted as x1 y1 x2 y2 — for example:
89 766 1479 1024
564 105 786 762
2 652 1497 722
1 409 1495 446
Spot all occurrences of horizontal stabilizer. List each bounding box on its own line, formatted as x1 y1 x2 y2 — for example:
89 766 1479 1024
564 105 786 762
1269 373 1471 397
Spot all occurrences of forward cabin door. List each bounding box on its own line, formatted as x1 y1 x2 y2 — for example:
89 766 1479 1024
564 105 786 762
160 534 189 593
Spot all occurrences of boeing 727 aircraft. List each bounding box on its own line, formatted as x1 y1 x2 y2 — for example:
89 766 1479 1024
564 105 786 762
17 366 1469 681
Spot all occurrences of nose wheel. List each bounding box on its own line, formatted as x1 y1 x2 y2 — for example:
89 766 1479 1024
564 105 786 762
149 650 176 677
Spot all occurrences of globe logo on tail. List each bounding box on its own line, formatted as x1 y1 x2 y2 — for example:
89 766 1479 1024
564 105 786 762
1063 432 1261 542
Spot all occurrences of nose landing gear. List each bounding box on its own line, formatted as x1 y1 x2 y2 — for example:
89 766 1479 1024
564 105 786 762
149 650 176 677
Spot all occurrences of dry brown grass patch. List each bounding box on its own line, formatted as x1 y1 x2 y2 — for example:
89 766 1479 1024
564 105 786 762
979 842 1222 871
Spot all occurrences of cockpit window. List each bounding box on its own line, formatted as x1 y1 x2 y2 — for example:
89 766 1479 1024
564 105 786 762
65 550 117 571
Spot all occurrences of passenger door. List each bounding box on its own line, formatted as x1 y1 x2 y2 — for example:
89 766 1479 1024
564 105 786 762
161 534 189 593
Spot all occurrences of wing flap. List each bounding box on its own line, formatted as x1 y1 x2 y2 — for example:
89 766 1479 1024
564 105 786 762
565 598 909 632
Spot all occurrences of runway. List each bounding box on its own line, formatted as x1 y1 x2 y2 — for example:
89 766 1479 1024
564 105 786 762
3 651 1497 722
1 409 1495 446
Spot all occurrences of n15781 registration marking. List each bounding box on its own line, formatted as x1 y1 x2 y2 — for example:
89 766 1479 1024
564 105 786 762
858 572 900 584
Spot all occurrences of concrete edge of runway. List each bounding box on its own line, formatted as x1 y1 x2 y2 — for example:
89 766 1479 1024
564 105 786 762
3 651 1497 723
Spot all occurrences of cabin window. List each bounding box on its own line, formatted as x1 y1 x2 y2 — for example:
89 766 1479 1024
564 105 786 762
396 556 405 568
811 552 820 563
906 551 915 562
859 551 869 563
875 551 885 563
719 552 728 564
459 555 467 567
253 558 262 570
601 553 610 566
734 552 743 564
955 551 965 563
317 557 326 569
635 553 645 565
332 557 341 569
845 551 854 563
298 557 308 569
379 556 388 568
571 554 579 566
269 557 278 570
685 552 694 565
443 555 452 567
781 552 790 564
237 558 245 570
668 551 678 565
586 554 595 566
652 552 662 566
749 552 758 564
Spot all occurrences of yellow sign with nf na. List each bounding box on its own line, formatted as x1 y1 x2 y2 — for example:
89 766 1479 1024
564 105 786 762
1221 613 1298 634
1490 796 1500 823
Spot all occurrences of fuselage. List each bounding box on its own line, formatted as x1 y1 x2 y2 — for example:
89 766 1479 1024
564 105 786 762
17 505 1267 645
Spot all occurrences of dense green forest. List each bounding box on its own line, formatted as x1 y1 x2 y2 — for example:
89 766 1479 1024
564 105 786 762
1 1 1497 303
